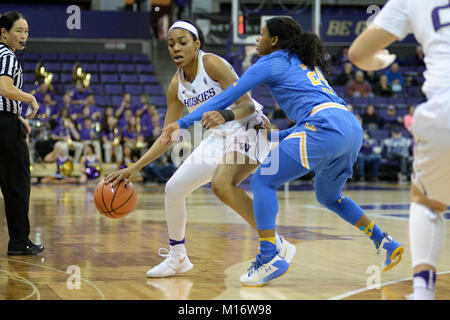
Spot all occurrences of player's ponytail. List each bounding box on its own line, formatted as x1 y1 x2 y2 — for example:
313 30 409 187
266 16 331 79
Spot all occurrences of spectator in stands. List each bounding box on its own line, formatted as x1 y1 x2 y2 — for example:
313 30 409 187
390 78 403 96
36 93 59 122
361 104 383 131
357 131 382 182
82 93 101 121
143 151 176 183
406 45 425 66
33 82 55 104
365 70 379 88
77 117 102 160
333 46 350 66
385 62 403 86
346 70 373 98
118 107 133 131
382 127 412 184
383 104 404 132
122 115 140 150
346 104 362 126
100 105 115 125
374 75 393 97
50 117 84 163
135 93 152 118
72 82 92 106
334 62 354 86
117 145 144 182
115 92 134 119
140 111 154 144
101 115 122 163
403 105 415 131
58 92 76 119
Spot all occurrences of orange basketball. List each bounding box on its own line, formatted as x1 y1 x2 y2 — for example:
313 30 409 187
94 178 137 218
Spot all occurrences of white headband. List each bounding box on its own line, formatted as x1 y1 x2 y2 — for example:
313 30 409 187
168 21 199 38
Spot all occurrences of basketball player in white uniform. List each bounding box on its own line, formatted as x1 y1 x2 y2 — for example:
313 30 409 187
348 0 450 299
107 20 296 278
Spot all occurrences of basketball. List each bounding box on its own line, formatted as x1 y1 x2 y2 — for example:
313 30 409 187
94 178 137 218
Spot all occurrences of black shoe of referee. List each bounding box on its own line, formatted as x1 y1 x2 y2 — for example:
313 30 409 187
7 240 44 256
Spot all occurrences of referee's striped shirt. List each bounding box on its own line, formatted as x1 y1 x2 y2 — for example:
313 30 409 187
0 42 23 115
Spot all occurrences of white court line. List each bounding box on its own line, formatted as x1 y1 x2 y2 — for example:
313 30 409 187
328 270 450 300
0 269 41 300
0 258 106 300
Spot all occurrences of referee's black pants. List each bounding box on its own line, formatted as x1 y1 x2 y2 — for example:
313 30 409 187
0 112 31 249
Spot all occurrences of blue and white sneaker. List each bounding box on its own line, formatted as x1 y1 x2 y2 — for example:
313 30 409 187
240 254 291 287
377 233 404 272
277 236 296 264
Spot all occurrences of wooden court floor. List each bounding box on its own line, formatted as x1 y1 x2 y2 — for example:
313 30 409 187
0 180 449 300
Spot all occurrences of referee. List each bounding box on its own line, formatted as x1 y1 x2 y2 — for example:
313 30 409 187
0 12 43 255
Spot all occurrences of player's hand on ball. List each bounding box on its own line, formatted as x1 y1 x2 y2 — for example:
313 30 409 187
160 122 180 145
202 111 225 129
105 166 138 187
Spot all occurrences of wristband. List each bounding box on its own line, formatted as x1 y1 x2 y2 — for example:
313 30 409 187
217 109 235 122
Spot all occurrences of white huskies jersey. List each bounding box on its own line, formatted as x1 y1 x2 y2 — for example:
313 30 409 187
177 50 262 116
374 0 450 99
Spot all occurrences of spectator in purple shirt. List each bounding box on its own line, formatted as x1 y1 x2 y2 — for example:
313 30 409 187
356 131 382 182
101 115 122 163
33 82 55 104
78 117 102 160
72 82 92 106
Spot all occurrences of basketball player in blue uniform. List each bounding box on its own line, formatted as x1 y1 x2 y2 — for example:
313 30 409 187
162 16 404 286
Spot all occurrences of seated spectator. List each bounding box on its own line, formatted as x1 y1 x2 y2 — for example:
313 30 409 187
406 45 425 66
115 92 134 119
82 93 101 121
383 104 404 132
118 107 133 131
365 70 379 88
36 93 59 122
382 127 412 183
334 62 354 86
50 117 84 163
78 144 103 185
361 104 383 130
77 117 102 160
135 93 154 118
58 92 76 119
143 151 176 183
346 71 373 98
357 131 382 182
33 82 55 104
346 104 362 126
385 63 404 86
374 75 393 97
100 105 115 125
101 115 122 163
403 105 415 131
117 145 144 182
390 78 403 96
333 46 350 66
72 82 92 105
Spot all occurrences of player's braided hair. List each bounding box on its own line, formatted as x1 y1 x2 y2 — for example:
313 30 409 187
266 16 331 79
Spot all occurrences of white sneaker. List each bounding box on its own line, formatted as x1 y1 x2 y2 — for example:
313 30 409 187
146 248 193 278
240 254 290 287
277 236 296 263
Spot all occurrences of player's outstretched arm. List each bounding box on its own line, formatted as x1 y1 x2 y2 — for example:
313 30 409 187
106 75 184 186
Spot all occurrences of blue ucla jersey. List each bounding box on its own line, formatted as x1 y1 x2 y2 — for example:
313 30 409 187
177 49 346 129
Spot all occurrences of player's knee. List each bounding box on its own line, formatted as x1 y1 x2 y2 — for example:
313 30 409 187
164 176 178 198
315 192 338 209
211 178 230 201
